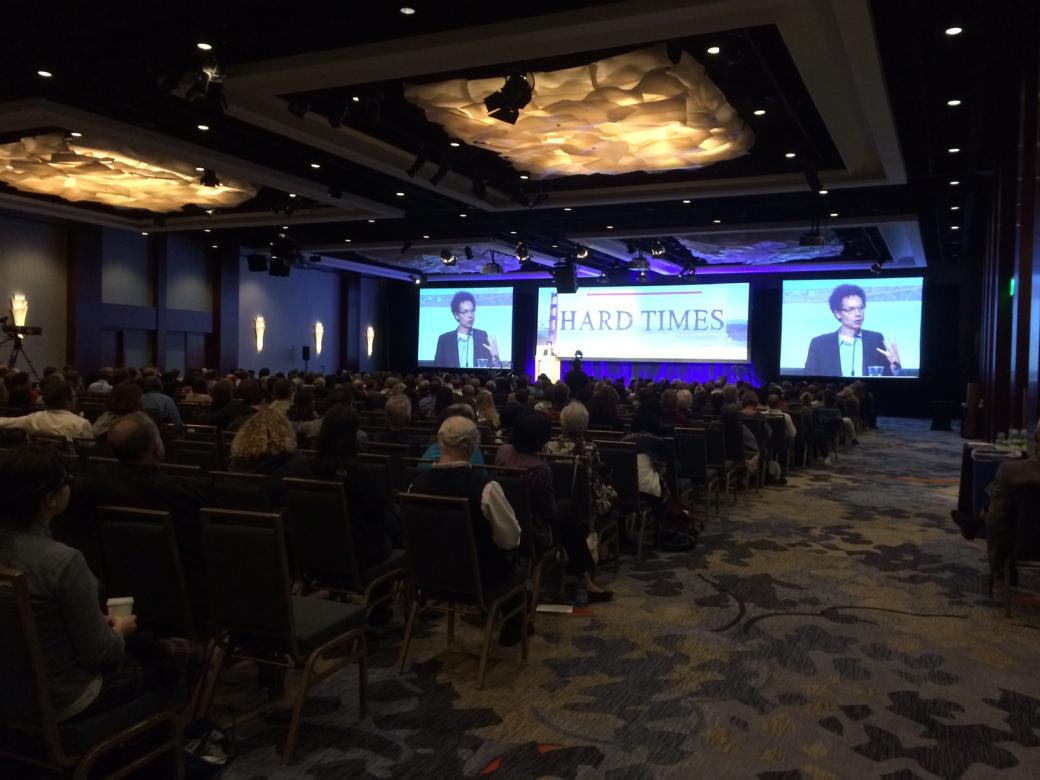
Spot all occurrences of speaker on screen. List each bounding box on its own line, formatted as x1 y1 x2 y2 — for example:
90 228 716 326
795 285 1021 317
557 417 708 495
552 261 577 294
246 254 268 272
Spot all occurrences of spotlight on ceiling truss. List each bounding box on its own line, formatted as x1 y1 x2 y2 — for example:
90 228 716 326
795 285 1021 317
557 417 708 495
483 72 533 124
629 253 650 271
869 261 885 274
199 168 220 187
515 242 530 262
464 246 474 260
650 240 666 258
440 248 457 266
575 245 589 260
481 255 504 274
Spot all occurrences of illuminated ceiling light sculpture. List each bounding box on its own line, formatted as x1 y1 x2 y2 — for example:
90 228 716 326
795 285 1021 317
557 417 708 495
404 43 754 178
0 133 256 212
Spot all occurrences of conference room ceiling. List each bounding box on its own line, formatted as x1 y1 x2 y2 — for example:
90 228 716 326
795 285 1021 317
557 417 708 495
0 0 993 276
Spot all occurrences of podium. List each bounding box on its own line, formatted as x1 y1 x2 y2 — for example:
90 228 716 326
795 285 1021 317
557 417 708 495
536 353 560 382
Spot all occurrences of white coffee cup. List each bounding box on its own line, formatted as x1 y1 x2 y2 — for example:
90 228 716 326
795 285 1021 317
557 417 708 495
106 596 135 618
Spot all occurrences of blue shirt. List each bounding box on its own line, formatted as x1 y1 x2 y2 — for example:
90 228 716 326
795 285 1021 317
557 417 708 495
142 391 183 426
419 442 485 469
838 333 861 377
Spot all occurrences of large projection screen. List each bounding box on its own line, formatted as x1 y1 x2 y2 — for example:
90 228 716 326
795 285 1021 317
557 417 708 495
535 283 750 362
780 277 923 377
417 286 514 368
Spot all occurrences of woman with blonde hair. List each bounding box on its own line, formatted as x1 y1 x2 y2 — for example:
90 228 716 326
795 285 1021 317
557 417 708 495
474 389 500 431
228 407 307 504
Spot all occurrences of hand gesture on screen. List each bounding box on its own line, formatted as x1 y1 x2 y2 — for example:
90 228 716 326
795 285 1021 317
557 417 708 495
875 338 901 367
483 334 500 362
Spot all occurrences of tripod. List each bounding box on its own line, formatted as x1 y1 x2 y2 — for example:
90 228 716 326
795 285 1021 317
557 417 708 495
2 335 40 379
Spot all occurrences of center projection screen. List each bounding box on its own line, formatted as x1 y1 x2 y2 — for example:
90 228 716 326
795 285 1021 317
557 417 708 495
536 283 750 362
417 286 514 369
779 277 923 378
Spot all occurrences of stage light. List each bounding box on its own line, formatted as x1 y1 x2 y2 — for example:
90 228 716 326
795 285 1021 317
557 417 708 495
430 160 450 184
422 234 430 239
464 246 474 260
869 262 883 274
638 270 648 283
366 325 375 358
606 225 614 230
406 153 427 177
515 242 530 262
368 219 375 223
344 238 352 243
596 272 609 284
314 321 324 355
951 225 960 230
141 231 149 236
575 245 589 260
482 258 504 274
288 98 309 118
440 248 457 266
629 254 650 271
203 228 211 233
200 168 220 187
483 72 533 124
254 316 266 352
713 219 722 224
509 230 517 235
945 26 962 36
650 240 666 258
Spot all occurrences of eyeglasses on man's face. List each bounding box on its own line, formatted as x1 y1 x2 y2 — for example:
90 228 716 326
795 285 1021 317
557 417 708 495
840 306 866 314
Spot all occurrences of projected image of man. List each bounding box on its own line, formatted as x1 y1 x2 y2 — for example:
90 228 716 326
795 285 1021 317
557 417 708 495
433 291 500 368
804 284 902 377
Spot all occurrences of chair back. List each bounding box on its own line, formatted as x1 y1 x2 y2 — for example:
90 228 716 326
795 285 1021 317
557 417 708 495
0 565 61 757
283 478 362 590
742 416 768 452
180 424 218 443
200 509 297 655
209 470 273 511
675 430 710 481
596 444 641 514
1013 484 1040 560
398 493 485 607
360 444 407 492
97 507 196 638
546 455 591 525
765 416 788 451
167 440 220 472
704 424 728 469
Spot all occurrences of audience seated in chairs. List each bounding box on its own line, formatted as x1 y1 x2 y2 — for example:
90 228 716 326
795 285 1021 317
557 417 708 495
0 378 93 442
409 416 528 645
546 401 620 534
228 407 309 505
985 422 1040 582
140 375 182 428
225 379 266 433
91 380 144 439
419 404 486 466
497 410 613 602
370 393 427 453
198 379 243 430
475 389 501 434
0 444 202 722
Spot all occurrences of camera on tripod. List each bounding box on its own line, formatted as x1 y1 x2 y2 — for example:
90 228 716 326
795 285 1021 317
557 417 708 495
0 315 43 375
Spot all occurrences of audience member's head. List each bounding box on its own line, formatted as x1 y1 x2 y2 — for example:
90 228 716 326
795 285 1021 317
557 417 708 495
437 402 476 428
0 444 71 529
313 404 361 473
231 407 297 460
287 390 316 421
630 409 663 436
741 391 760 411
475 389 499 428
41 379 75 411
272 378 293 402
676 388 693 411
767 394 782 410
106 381 143 416
384 393 412 430
107 412 164 464
512 410 552 454
237 378 265 408
437 415 480 462
661 388 678 414
559 401 590 440
140 375 163 395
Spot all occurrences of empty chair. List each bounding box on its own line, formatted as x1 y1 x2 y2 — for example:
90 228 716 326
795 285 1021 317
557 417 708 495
199 509 367 765
208 471 273 511
97 507 197 638
675 431 720 514
705 423 740 502
282 477 405 611
0 565 185 778
989 484 1040 618
596 443 653 559
396 494 528 690
166 440 220 472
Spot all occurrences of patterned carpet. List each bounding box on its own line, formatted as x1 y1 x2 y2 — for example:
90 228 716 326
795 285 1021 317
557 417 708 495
221 418 1040 779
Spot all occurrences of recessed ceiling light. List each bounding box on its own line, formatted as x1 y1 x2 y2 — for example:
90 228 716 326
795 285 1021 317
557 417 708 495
459 213 467 218
818 189 829 195
422 234 430 239
288 193 297 198
281 225 288 230
197 124 209 131
368 219 376 223
945 26 963 36
785 152 796 158
400 6 416 14
509 230 517 235
205 209 214 215
396 191 405 197
606 225 614 229
552 244 558 248
682 199 691 204
706 46 721 55
344 238 352 242
950 205 960 210
211 244 219 248
449 141 460 147
947 99 962 106
713 219 722 224
141 231 149 236
195 166 205 172
69 131 82 138
203 229 211 233
753 109 766 116
951 225 960 230
310 162 321 169
949 180 960 186
519 174 529 180
829 212 839 217
563 207 572 211
948 147 960 154
196 42 213 51
352 96 360 103
37 70 53 78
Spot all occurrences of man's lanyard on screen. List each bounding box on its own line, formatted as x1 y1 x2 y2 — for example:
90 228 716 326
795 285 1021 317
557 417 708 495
839 332 861 377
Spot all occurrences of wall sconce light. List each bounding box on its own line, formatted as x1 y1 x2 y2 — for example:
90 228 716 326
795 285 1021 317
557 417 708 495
314 321 324 356
366 325 375 358
10 293 28 327
254 315 266 352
